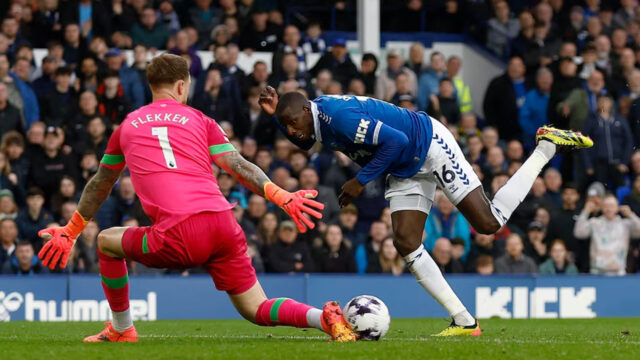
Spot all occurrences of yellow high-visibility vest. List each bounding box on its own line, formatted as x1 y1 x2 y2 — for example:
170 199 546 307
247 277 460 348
453 76 472 113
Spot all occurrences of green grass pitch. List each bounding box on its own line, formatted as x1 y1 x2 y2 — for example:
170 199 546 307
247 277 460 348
1 318 638 360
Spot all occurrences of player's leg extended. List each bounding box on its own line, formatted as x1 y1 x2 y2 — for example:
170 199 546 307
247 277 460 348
228 281 356 342
207 210 356 342
459 126 593 234
392 210 480 336
84 226 137 343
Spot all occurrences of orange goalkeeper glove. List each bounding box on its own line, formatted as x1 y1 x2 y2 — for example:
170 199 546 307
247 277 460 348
38 211 89 270
264 182 325 233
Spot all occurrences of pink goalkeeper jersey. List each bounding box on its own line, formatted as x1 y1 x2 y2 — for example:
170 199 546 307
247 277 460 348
100 98 235 232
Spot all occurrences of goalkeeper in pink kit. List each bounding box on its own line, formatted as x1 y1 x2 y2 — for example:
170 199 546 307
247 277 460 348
37 54 357 342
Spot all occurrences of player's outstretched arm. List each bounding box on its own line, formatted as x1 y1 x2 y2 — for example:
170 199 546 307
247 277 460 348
214 151 325 232
77 165 123 219
38 165 122 269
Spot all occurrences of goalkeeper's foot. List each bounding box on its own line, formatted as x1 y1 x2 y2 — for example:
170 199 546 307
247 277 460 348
535 125 593 151
432 320 482 337
83 321 138 342
321 301 357 342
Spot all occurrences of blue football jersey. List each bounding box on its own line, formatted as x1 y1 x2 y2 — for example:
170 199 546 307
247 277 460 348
307 95 433 184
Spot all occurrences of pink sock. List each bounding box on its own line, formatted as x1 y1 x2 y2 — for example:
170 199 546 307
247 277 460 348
255 298 315 328
98 249 130 312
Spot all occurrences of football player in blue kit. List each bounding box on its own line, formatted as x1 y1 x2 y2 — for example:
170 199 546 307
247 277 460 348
259 86 592 336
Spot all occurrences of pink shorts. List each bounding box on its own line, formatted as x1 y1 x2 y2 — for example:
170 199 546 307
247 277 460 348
122 210 257 295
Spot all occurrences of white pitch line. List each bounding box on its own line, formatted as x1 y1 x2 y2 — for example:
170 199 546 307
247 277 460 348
1 334 637 345
138 334 640 345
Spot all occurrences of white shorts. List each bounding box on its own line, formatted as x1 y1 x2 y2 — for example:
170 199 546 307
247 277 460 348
384 118 482 214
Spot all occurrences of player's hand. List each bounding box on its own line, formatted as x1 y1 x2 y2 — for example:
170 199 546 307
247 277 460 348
282 190 325 232
620 205 633 218
38 227 77 270
37 211 88 270
617 164 629 174
583 200 597 214
259 86 278 115
338 177 365 208
264 183 325 233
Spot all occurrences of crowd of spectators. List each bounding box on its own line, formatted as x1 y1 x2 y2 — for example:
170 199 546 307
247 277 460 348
0 0 640 278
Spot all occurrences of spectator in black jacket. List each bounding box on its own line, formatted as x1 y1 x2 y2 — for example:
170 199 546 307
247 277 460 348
0 217 18 265
358 53 378 96
68 90 100 142
465 232 505 272
2 17 30 63
0 82 22 137
40 66 77 128
32 55 58 101
1 240 48 275
547 183 582 267
27 127 77 202
483 56 527 140
16 187 52 249
62 23 84 69
547 57 582 128
582 95 633 190
523 21 562 75
238 9 279 52
523 221 548 264
427 78 461 125
609 47 636 100
312 224 356 273
266 220 314 273
109 0 137 35
96 70 132 126
387 0 425 32
192 68 235 124
309 37 359 89
31 0 63 48
72 116 108 159
2 131 29 187
77 56 100 94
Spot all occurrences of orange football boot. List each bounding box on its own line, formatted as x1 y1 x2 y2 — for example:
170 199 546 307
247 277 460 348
83 322 138 342
320 301 357 342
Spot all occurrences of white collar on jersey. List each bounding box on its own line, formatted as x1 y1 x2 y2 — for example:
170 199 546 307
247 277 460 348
309 100 322 142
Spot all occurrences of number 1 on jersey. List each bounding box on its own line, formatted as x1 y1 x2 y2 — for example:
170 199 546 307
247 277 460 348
152 127 178 169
